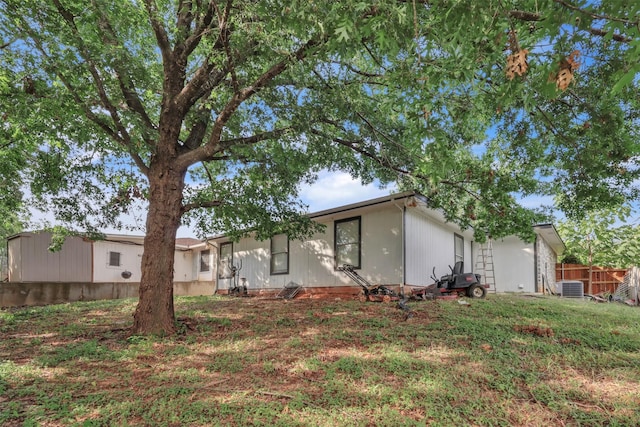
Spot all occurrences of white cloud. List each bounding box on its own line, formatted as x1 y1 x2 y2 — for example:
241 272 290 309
299 170 396 212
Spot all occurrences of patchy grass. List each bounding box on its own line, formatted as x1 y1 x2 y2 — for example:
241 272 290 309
1 294 639 426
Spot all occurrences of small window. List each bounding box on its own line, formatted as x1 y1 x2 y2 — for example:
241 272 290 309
454 234 464 264
270 234 289 275
335 217 361 269
200 249 210 272
219 242 233 279
108 251 121 267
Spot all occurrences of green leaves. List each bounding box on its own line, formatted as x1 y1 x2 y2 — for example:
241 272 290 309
611 66 639 94
1 0 639 243
557 206 640 268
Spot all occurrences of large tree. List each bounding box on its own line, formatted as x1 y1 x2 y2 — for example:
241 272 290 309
1 1 638 334
558 205 640 267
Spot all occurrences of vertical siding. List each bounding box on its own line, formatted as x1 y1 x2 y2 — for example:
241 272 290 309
11 233 91 282
536 237 557 293
174 250 195 283
233 238 270 291
405 209 458 286
7 237 22 282
297 229 336 287
490 236 535 292
360 206 403 284
58 237 92 282
222 205 403 290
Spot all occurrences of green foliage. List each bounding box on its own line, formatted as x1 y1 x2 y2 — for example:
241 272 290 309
0 0 638 241
557 205 640 268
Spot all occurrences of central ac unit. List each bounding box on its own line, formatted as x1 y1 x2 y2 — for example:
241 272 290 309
557 280 584 298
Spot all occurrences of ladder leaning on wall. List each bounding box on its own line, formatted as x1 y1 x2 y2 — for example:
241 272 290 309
475 240 496 293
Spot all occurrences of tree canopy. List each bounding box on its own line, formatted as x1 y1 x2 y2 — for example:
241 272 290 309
1 0 639 334
558 205 640 268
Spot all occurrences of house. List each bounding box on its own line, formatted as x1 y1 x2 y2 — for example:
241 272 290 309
3 232 216 306
209 192 565 297
2 193 564 306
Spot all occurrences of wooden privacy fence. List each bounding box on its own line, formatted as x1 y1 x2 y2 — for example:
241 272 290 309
556 263 627 295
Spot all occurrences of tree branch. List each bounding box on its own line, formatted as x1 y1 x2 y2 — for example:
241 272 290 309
176 0 196 44
176 36 324 168
509 5 634 42
204 127 295 161
587 27 632 43
182 0 224 58
553 0 639 25
508 10 542 22
143 0 172 64
182 105 212 151
91 2 157 143
0 38 16 49
50 0 149 174
181 199 222 214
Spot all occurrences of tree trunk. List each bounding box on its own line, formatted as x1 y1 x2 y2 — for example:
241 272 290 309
132 161 186 335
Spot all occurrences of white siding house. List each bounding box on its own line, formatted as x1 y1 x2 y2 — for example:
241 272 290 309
211 193 563 295
3 194 564 307
6 232 210 284
478 225 564 293
4 232 218 306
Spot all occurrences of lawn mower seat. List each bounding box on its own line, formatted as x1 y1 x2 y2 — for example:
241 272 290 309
453 261 463 275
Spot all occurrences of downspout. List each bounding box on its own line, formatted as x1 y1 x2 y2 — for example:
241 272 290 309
207 241 218 295
534 234 539 293
393 199 406 296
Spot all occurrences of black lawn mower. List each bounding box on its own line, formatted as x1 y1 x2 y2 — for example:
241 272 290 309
411 261 488 300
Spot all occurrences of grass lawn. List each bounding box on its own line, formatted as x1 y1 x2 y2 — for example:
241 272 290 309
1 294 639 426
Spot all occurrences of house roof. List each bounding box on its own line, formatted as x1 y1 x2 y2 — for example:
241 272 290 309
533 223 565 255
7 231 207 251
175 237 204 247
308 191 417 220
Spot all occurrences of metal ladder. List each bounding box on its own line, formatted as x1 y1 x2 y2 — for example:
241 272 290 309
475 240 496 293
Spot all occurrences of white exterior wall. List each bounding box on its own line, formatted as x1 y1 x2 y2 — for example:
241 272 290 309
217 205 403 290
92 241 196 283
488 236 536 292
92 241 144 283
405 208 474 286
175 250 195 283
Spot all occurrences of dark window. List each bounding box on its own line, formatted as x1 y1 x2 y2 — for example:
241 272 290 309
108 251 121 267
335 217 361 269
219 242 233 279
200 249 210 272
454 234 464 264
270 234 289 275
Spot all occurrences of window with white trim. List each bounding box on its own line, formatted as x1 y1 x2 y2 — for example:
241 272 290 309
200 249 210 272
335 217 361 269
270 234 289 275
454 234 464 264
